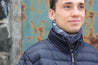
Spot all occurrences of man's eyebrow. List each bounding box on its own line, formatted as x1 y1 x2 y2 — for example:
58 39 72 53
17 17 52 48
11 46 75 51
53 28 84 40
79 3 85 5
62 2 85 5
63 2 73 5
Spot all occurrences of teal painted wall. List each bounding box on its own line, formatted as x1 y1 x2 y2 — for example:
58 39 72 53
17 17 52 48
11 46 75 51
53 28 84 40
22 0 98 51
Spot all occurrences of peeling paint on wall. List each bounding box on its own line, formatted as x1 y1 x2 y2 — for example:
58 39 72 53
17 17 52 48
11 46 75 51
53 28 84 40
83 0 98 49
22 0 26 22
30 20 45 41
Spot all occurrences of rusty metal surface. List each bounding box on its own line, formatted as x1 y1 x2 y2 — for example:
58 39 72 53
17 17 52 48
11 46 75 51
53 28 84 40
22 0 98 51
83 0 98 49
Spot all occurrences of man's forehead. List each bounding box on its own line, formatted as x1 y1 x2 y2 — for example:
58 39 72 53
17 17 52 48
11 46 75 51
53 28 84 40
57 0 85 4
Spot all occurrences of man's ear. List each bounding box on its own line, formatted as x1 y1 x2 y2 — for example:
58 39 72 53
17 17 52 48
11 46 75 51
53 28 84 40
48 9 56 20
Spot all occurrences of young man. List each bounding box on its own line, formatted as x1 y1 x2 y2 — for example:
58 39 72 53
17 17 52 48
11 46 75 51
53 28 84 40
18 0 98 65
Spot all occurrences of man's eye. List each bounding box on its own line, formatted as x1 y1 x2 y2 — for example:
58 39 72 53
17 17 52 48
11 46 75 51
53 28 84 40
79 6 85 9
64 5 71 8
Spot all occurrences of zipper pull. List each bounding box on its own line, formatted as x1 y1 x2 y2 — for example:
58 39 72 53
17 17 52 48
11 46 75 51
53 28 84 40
71 53 74 65
71 49 74 65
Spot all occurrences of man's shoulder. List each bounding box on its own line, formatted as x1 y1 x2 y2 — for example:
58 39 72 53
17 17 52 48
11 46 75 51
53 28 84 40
24 39 51 55
82 41 98 53
18 39 52 64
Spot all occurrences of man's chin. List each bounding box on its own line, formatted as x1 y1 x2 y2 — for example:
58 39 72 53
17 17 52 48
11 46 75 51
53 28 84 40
66 28 80 34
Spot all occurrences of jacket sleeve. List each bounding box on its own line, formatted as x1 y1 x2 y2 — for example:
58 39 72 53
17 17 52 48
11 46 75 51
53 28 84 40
17 53 34 65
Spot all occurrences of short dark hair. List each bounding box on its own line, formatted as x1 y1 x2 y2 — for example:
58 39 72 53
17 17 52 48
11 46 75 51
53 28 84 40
50 0 58 11
50 0 86 11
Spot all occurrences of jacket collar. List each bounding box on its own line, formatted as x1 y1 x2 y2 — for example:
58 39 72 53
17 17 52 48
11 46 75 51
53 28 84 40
52 22 83 49
48 28 83 54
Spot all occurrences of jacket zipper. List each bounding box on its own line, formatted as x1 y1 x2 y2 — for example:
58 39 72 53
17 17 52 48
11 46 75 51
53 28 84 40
71 50 74 65
67 41 80 65
67 42 75 65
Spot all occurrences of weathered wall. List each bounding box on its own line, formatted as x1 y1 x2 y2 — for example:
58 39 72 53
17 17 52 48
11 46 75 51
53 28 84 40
9 0 22 65
0 0 22 65
22 0 98 52
83 0 98 49
22 0 51 51
0 0 10 65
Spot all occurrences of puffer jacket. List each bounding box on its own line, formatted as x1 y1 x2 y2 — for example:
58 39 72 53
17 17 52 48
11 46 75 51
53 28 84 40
17 28 98 65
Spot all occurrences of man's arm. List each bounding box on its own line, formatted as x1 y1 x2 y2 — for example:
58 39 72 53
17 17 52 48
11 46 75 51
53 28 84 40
17 53 33 65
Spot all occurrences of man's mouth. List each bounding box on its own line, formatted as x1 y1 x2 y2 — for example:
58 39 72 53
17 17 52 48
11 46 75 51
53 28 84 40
68 20 81 24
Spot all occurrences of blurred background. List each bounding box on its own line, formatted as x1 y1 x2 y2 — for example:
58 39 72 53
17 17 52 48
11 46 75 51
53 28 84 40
0 0 98 65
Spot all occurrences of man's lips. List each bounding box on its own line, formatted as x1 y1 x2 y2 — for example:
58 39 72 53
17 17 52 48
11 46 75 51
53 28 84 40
68 20 81 23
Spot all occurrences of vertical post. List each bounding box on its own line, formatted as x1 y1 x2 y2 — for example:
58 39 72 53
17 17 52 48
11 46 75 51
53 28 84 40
8 0 22 65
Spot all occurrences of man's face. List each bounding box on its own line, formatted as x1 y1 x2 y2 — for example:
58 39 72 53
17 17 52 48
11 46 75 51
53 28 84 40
49 0 85 34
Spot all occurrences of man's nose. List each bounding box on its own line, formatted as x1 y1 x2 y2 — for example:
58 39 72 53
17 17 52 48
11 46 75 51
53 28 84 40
71 7 80 17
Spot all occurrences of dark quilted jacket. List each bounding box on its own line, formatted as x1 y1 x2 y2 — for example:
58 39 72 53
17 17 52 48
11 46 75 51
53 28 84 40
17 28 98 65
